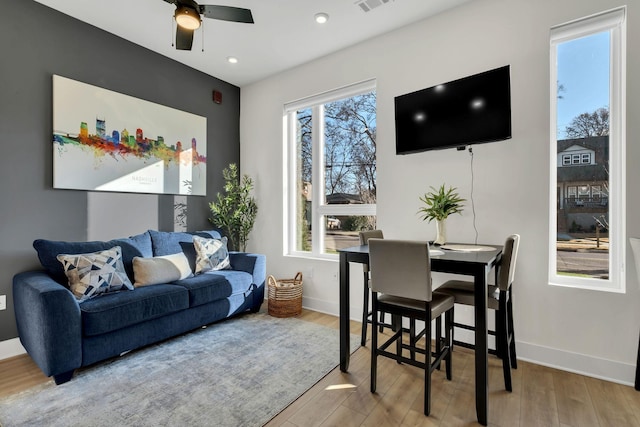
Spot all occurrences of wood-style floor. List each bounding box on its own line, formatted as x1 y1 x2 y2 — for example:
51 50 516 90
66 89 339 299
1 309 639 426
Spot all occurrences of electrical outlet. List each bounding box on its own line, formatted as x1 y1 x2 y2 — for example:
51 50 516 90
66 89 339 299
0 295 6 311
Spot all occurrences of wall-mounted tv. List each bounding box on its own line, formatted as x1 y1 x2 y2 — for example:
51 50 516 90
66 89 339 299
394 65 512 155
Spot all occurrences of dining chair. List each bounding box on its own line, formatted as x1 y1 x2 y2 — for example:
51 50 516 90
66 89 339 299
359 230 390 346
368 238 454 416
434 234 520 391
628 237 640 391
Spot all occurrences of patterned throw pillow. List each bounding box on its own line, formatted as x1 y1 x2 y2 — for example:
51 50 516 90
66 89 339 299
57 246 134 302
132 252 193 287
192 235 231 274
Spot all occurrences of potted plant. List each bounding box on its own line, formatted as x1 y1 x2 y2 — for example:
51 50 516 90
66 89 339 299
417 184 465 245
209 163 258 252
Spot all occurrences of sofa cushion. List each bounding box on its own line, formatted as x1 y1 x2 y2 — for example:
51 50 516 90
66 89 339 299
34 231 152 286
193 235 231 274
133 253 193 287
172 270 253 307
57 246 134 302
80 284 189 336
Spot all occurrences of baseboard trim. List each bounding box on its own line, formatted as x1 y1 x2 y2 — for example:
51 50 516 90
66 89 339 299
0 338 26 360
301 296 340 317
516 340 635 386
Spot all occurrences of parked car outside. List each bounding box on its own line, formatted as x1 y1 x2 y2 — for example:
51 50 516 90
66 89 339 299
326 216 341 229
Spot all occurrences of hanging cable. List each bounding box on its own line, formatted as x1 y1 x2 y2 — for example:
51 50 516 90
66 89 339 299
171 16 174 48
202 22 205 52
469 147 478 245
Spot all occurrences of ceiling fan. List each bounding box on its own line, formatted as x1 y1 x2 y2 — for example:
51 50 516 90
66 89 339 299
163 0 254 50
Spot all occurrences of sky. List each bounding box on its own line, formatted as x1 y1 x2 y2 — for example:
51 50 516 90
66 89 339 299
556 31 610 139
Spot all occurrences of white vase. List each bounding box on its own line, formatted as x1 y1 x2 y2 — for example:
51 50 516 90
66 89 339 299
434 219 447 245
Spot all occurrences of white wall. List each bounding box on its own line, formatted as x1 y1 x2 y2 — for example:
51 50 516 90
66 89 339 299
240 0 640 384
87 192 159 241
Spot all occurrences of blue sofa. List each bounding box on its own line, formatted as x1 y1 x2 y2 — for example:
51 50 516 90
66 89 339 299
12 230 266 384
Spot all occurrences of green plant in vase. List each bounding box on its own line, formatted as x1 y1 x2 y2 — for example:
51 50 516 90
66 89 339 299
209 163 258 252
418 184 465 245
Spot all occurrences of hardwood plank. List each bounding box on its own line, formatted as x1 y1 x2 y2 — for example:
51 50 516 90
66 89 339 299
519 363 560 427
585 376 640 427
0 354 50 398
553 369 599 427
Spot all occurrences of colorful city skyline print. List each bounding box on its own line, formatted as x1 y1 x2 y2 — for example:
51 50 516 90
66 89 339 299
53 75 207 196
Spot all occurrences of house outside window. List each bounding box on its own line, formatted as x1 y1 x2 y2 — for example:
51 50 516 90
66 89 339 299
285 80 377 258
549 7 626 292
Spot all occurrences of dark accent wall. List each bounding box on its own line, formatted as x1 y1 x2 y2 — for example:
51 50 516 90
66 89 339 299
0 1 241 341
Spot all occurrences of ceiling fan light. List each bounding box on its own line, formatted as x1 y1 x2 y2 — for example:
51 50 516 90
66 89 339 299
175 6 201 30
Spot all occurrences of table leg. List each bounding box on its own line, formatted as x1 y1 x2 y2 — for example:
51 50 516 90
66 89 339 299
474 269 489 426
340 251 350 372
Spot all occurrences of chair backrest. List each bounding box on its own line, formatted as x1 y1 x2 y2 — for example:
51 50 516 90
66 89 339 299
368 239 432 302
629 238 640 288
360 229 384 245
360 230 383 273
498 234 520 292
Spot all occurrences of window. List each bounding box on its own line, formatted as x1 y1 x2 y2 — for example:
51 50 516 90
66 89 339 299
285 80 377 258
550 7 626 291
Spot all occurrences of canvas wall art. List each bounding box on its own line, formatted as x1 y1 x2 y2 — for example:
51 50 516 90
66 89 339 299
53 75 207 196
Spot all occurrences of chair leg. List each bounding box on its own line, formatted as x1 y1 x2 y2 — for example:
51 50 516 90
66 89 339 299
424 309 431 416
435 316 442 370
410 318 416 361
507 288 518 369
379 311 385 333
371 294 378 393
498 293 512 392
361 272 369 346
445 309 453 381
397 319 404 363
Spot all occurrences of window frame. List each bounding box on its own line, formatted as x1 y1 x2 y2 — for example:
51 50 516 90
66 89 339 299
549 7 626 292
284 79 377 259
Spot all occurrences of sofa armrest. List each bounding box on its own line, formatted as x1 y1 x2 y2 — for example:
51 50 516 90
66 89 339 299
229 252 266 289
13 271 82 378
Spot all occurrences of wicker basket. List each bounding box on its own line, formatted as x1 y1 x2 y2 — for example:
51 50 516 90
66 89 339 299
267 272 303 317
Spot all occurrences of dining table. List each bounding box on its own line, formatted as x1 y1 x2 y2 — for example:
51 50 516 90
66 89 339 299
338 242 503 426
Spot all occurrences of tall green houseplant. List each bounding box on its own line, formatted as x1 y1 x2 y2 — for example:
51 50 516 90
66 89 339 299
209 164 258 252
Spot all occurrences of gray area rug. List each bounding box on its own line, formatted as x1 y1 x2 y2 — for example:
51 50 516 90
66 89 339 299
0 312 359 427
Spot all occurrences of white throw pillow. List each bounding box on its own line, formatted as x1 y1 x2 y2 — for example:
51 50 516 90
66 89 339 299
132 252 193 287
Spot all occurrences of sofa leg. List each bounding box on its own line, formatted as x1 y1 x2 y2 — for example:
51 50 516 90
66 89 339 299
53 370 74 385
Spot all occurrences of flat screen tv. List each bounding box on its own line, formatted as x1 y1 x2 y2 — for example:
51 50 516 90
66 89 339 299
394 65 511 155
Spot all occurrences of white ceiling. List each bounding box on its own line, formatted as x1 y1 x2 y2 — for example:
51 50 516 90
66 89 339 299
33 0 473 87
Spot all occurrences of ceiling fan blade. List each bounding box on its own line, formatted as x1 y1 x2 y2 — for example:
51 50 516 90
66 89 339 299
175 25 194 50
199 5 254 24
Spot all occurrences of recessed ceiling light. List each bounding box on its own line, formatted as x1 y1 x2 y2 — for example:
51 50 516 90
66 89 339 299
227 56 238 64
314 13 329 24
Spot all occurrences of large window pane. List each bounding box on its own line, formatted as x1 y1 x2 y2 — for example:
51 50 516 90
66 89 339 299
555 32 610 280
287 81 377 258
295 108 312 252
550 7 625 292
